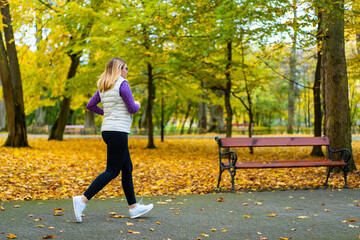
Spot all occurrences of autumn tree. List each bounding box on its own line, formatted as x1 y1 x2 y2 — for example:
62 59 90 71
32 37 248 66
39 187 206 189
321 0 355 171
0 0 28 147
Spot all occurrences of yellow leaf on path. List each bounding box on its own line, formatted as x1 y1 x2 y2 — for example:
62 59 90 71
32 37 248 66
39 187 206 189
41 235 57 239
174 212 180 215
136 219 145 222
217 197 224 202
243 215 251 218
268 213 278 217
54 208 65 211
157 201 167 204
297 216 310 219
242 203 249 206
210 228 217 232
285 207 292 210
149 228 154 231
222 229 227 232
349 219 358 222
54 212 63 216
13 205 20 208
156 221 162 225
109 212 117 215
324 209 331 212
113 215 126 218
128 230 140 234
36 225 45 228
0 206 5 211
254 202 262 205
280 237 292 240
126 222 134 226
201 233 209 237
6 233 17 239
48 227 54 229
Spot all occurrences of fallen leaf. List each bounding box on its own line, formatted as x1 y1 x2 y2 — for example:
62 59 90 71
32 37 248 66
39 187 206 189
254 202 262 205
149 228 154 231
136 219 145 222
127 230 140 234
242 203 249 206
297 216 310 219
109 212 117 215
243 215 251 218
40 235 57 239
157 201 168 204
349 219 358 222
13 205 20 208
113 215 126 218
54 208 65 211
201 233 209 237
268 213 278 217
174 212 180 215
54 212 63 216
210 228 217 232
156 221 162 225
285 207 292 210
6 233 17 239
279 237 292 240
217 197 224 202
200 208 204 210
260 237 268 240
28 214 33 217
324 209 331 212
291 228 296 231
126 222 134 226
222 229 227 232
48 227 54 229
0 206 5 211
36 225 45 228
349 225 359 228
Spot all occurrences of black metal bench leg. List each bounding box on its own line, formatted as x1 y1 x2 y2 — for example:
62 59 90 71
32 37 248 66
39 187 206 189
217 168 225 188
324 167 333 187
227 168 236 193
342 167 349 189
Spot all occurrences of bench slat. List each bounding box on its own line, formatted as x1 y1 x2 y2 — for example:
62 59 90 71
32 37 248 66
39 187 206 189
222 160 346 169
220 137 329 147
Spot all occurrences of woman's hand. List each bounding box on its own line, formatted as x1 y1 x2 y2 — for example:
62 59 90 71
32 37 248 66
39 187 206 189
135 101 141 108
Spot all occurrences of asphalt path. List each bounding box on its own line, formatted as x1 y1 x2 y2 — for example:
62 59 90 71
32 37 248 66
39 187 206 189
1 189 360 240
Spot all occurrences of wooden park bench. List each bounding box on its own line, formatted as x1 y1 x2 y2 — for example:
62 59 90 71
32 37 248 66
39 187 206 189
64 125 85 134
215 136 351 192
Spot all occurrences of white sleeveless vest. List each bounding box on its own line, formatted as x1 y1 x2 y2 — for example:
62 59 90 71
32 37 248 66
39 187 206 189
99 76 132 133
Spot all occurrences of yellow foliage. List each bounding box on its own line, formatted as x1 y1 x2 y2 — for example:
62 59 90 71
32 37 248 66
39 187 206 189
0 137 359 201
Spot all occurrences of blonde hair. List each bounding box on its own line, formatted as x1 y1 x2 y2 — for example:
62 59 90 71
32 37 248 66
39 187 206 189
97 57 126 92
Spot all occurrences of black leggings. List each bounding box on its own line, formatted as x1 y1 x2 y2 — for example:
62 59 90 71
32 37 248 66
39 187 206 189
84 131 136 205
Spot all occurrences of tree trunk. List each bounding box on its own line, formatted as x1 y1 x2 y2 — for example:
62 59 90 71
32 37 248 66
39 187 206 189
0 1 28 147
85 109 96 134
0 81 6 131
187 109 196 134
311 12 324 156
322 0 355 171
198 100 207 134
225 41 233 138
48 54 80 140
146 62 155 148
181 100 192 135
287 1 297 134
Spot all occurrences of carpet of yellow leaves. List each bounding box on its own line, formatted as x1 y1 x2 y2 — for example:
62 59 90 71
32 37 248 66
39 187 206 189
0 137 359 201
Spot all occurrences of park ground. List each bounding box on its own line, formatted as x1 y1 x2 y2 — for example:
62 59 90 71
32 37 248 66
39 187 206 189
1 135 360 239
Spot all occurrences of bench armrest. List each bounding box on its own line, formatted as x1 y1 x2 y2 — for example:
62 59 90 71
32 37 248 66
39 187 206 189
215 137 238 167
328 148 351 164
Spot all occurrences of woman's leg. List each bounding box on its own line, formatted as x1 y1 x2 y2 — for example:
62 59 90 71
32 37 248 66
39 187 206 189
83 131 127 201
121 147 136 206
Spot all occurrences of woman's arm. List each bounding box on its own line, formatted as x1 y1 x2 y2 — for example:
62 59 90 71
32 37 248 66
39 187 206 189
86 90 104 115
119 81 140 114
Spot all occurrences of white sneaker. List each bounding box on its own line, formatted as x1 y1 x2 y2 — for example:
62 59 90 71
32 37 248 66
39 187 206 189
129 198 153 219
73 196 86 223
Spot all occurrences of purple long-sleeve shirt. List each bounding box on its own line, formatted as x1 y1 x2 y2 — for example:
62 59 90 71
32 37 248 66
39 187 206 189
86 81 140 115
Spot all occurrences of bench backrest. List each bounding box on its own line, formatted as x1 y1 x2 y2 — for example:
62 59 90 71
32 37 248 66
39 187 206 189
65 125 85 129
217 136 329 148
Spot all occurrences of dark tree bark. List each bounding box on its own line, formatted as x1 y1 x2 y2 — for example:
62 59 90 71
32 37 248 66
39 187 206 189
181 100 192 135
321 0 355 171
49 53 80 140
146 62 155 148
311 10 324 156
0 0 28 147
287 1 297 134
225 41 233 138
